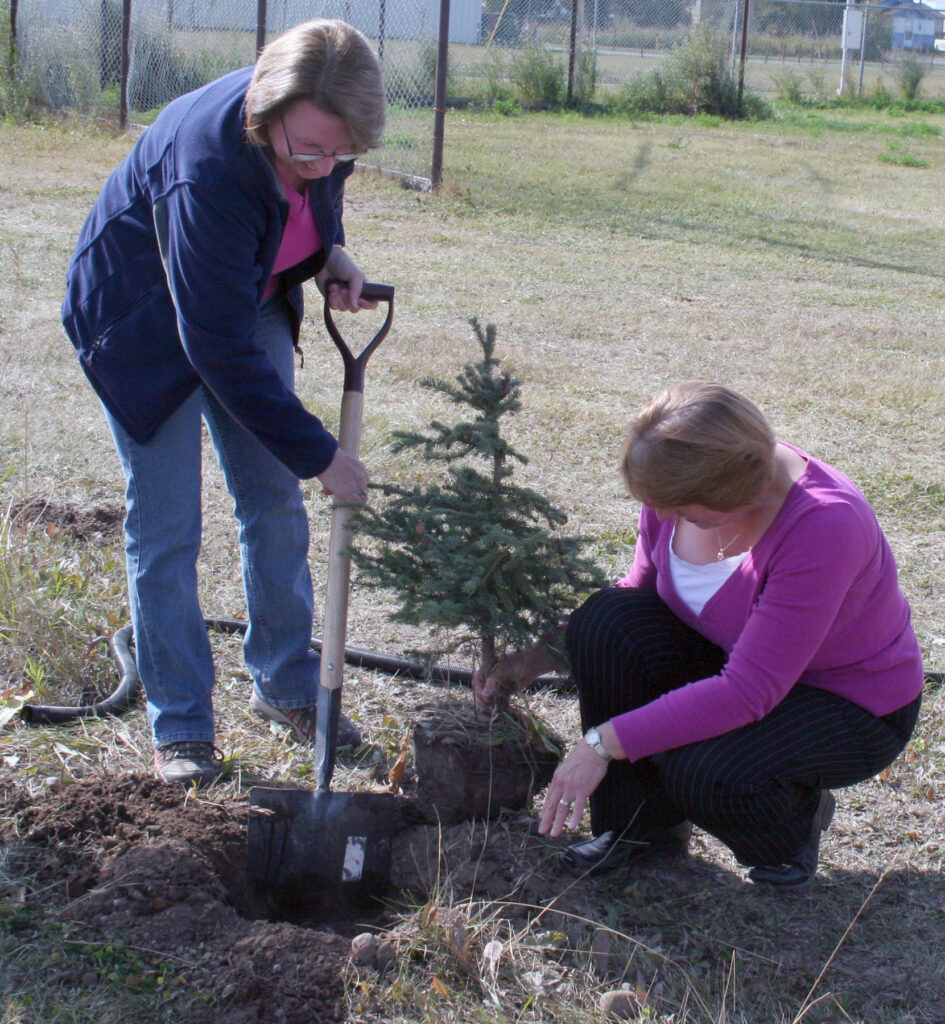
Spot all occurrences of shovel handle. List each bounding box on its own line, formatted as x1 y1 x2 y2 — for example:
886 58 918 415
323 281 395 395
316 281 395 791
319 389 364 697
319 280 395 691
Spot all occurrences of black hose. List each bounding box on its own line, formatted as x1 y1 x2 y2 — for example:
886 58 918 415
20 625 140 725
20 618 573 726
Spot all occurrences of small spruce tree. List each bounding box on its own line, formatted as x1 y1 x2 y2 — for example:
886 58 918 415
352 318 608 685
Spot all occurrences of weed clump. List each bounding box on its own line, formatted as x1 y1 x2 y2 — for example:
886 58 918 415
509 43 565 109
615 28 769 119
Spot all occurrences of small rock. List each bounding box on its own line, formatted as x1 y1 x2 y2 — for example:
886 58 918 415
375 940 396 974
590 928 611 980
350 932 377 967
599 990 640 1019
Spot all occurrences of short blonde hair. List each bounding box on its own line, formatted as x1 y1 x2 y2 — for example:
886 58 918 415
245 20 385 151
621 382 776 511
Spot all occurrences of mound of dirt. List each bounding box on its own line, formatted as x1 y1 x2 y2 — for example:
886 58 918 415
0 776 355 1023
0 771 577 1022
9 497 124 542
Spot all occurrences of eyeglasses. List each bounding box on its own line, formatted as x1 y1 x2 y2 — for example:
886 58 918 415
280 116 364 165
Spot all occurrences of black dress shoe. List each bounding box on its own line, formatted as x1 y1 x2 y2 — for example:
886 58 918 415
562 822 692 877
749 790 836 888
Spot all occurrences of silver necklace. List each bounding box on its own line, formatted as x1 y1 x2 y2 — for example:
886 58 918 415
714 527 743 561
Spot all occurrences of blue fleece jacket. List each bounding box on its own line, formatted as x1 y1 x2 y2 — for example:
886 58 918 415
62 67 353 479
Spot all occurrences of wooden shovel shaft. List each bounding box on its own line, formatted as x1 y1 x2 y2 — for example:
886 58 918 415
319 388 364 695
314 281 394 792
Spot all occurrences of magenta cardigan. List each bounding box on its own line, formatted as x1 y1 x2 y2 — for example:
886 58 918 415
610 446 923 762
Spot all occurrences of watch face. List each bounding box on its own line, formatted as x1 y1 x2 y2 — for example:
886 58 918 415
586 727 611 759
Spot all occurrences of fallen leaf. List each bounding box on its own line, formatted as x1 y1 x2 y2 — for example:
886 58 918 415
482 939 503 980
388 726 411 794
450 918 471 969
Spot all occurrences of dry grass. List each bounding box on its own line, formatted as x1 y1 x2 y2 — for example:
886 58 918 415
1 107 945 1022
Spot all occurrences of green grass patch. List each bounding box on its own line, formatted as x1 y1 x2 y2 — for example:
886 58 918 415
878 141 930 167
0 516 125 705
0 904 203 1022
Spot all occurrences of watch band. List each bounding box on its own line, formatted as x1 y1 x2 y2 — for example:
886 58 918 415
584 726 613 762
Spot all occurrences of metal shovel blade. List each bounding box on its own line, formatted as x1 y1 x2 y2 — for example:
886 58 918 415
247 786 398 920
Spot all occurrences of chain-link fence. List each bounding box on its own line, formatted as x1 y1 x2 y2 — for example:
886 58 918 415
461 0 945 103
8 0 945 180
11 0 448 180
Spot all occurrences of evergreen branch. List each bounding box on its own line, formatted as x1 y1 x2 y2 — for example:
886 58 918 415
350 317 607 664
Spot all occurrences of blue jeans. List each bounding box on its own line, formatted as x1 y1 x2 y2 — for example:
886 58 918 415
105 295 321 745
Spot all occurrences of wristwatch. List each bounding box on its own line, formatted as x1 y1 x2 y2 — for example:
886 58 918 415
584 726 613 762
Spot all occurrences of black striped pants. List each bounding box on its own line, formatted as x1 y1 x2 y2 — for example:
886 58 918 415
566 587 921 867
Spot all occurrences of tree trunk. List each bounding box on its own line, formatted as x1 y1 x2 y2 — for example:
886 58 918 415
480 631 497 686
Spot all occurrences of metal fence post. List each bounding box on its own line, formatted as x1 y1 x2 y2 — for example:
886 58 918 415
567 0 578 104
256 0 268 57
119 0 131 130
8 0 17 75
379 0 386 64
736 0 751 111
857 1 869 97
431 0 450 192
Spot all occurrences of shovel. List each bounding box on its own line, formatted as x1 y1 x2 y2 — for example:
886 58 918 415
248 281 398 920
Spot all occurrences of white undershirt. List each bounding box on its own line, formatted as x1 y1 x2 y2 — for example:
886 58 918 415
668 522 749 616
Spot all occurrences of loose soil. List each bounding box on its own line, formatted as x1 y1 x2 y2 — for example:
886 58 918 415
0 776 352 1023
3 757 944 1022
8 498 125 544
0 709 572 1024
0 772 600 1023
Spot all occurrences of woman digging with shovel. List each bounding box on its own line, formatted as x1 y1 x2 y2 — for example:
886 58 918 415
62 20 385 786
474 382 923 887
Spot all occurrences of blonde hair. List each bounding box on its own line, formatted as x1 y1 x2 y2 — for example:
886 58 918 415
621 382 776 511
245 20 385 151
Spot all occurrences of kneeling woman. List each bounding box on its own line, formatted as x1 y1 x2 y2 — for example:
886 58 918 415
474 382 923 886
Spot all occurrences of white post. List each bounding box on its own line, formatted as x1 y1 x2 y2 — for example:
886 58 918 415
592 0 600 80
839 2 864 95
857 1 869 97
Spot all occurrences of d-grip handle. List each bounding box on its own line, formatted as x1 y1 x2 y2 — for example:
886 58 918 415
356 282 394 303
324 279 394 303
323 280 395 394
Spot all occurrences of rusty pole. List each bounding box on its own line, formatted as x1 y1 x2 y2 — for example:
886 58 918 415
255 0 268 57
431 0 450 191
119 0 131 129
736 0 751 112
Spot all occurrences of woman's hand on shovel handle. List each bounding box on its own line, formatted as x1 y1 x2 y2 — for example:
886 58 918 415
318 248 378 313
317 448 369 504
